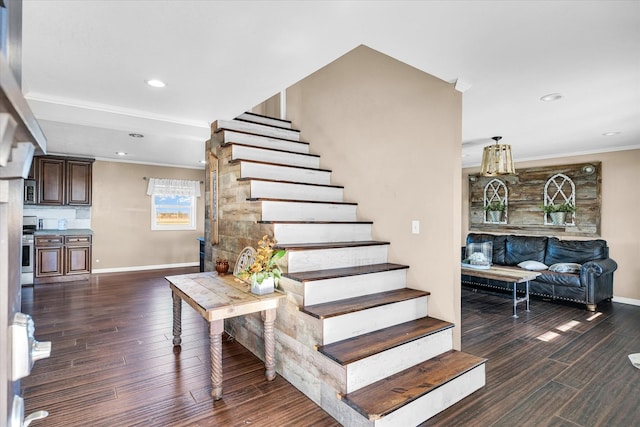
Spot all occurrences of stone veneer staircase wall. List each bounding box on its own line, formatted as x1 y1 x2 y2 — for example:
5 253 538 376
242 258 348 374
205 112 486 426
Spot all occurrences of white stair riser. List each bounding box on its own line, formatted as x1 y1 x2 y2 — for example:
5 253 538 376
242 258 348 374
232 144 319 169
219 130 309 154
240 162 331 185
237 113 293 129
346 328 453 393
261 201 357 222
217 119 300 141
274 223 372 245
374 364 486 427
217 115 484 427
322 296 428 345
250 180 344 203
287 245 389 273
304 269 407 306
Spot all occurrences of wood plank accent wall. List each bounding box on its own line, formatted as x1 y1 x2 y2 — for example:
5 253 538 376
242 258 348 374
468 162 601 236
208 150 218 245
204 125 274 272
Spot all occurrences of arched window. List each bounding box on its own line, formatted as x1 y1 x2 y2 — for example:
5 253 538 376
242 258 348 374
483 178 508 224
543 173 575 226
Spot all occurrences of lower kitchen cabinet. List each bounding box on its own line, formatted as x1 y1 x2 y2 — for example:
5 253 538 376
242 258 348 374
65 236 92 275
35 234 92 284
35 245 64 277
35 236 64 278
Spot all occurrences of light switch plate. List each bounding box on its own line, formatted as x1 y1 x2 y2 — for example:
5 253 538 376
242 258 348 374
411 220 420 234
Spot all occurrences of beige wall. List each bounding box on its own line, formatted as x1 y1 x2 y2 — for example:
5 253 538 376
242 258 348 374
252 92 282 119
286 45 463 348
92 161 205 271
462 148 640 302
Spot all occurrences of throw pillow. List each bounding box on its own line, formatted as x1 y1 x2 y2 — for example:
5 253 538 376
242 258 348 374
517 260 548 271
549 263 582 274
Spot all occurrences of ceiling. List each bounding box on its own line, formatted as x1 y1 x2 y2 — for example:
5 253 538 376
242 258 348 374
20 1 640 169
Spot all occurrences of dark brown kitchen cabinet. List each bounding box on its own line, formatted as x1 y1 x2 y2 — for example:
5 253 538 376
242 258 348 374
34 236 64 278
37 157 65 205
65 235 92 275
34 156 94 206
67 160 92 205
34 234 92 283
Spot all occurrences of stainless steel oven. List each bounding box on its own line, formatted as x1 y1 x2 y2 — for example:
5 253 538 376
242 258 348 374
21 216 37 286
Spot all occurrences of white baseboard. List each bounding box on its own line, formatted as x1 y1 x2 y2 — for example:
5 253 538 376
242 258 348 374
92 262 199 274
612 296 640 307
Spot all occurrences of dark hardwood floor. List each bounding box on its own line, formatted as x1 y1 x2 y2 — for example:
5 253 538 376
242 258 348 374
21 267 337 427
21 268 640 426
424 288 640 427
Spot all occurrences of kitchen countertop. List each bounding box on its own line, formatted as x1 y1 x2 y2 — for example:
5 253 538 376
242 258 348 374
34 229 93 236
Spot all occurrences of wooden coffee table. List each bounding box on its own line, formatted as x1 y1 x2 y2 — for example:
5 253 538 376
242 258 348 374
461 265 541 318
166 272 285 400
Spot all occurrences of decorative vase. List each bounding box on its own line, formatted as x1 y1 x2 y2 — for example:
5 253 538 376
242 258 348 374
487 210 502 223
549 211 566 225
251 276 275 295
215 259 229 275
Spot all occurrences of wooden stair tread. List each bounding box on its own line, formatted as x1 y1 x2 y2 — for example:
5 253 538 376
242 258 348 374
285 263 408 282
237 177 344 189
301 288 429 319
340 350 486 420
235 117 297 132
229 158 331 173
275 240 389 250
247 197 357 206
215 126 308 145
223 142 320 158
318 316 453 365
239 111 293 125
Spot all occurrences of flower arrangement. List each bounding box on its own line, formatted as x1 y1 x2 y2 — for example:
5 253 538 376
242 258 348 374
238 235 286 287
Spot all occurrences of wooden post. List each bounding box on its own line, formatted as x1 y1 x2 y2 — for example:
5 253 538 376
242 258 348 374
262 308 277 381
209 319 224 399
171 291 182 346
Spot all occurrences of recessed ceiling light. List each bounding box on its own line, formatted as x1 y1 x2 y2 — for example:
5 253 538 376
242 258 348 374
116 152 127 156
128 133 144 138
540 93 563 102
145 79 166 88
602 131 621 136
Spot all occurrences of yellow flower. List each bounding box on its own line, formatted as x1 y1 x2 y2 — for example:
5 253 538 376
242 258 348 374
238 235 286 286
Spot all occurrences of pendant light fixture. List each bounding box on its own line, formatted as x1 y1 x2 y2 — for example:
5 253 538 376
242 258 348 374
480 136 517 176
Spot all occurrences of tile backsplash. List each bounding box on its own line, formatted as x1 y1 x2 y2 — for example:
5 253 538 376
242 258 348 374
23 206 92 229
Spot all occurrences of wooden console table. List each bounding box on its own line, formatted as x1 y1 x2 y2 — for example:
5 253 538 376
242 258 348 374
166 272 285 400
461 265 541 318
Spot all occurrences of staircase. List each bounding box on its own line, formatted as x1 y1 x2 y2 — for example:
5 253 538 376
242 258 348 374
209 112 486 426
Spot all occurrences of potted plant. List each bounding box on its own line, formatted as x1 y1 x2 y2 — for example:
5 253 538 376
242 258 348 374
238 235 286 295
542 202 576 225
484 200 506 223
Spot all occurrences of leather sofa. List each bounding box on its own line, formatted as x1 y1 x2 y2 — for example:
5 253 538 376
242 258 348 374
461 233 618 311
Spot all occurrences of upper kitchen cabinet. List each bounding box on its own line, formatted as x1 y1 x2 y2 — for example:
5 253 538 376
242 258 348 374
37 157 64 204
66 159 93 205
35 156 94 206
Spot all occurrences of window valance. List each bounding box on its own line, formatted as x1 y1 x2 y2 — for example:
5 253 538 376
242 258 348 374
146 178 201 197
